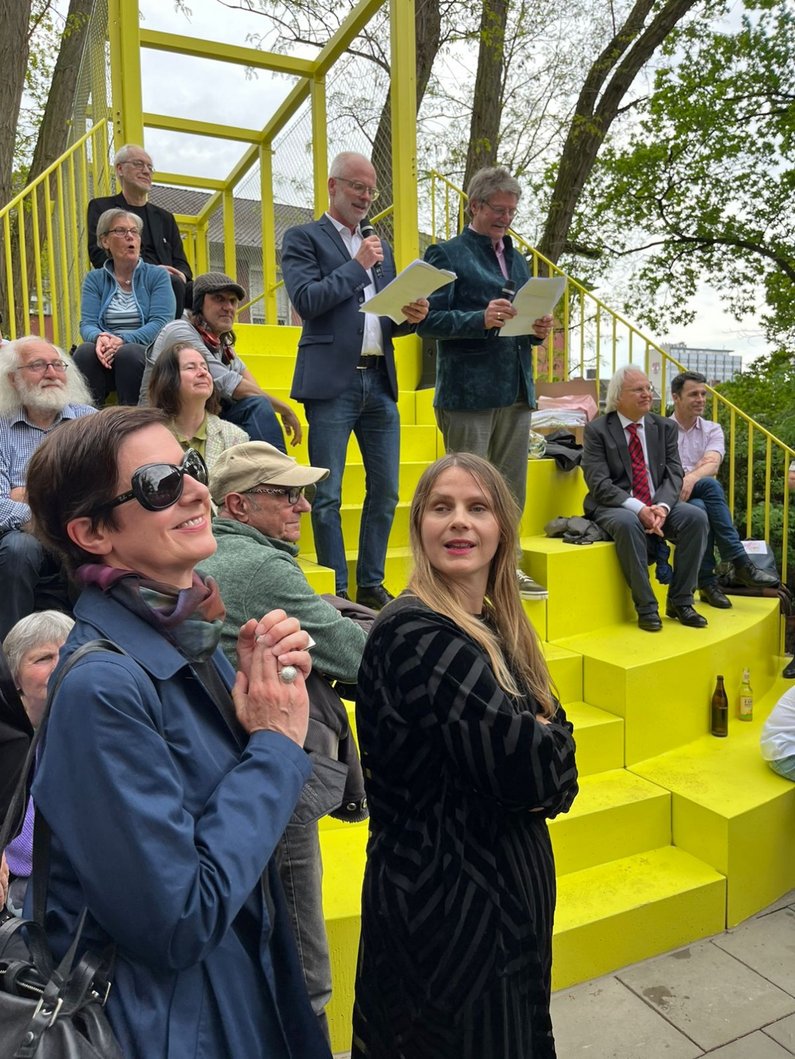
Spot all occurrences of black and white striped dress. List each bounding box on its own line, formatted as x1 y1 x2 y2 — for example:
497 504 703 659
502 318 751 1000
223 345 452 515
352 596 578 1058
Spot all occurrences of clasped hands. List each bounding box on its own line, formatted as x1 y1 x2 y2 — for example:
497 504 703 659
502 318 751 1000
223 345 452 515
638 504 668 536
95 332 123 368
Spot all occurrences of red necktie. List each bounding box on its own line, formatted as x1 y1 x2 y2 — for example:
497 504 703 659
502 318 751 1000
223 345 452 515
626 423 652 505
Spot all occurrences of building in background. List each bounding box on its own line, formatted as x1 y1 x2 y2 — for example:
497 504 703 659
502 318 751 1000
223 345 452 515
662 342 743 387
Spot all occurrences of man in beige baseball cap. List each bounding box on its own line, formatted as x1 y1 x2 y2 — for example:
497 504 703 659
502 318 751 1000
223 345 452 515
200 440 369 1035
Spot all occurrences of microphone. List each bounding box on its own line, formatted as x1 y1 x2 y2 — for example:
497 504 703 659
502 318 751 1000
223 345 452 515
360 221 382 279
490 278 515 336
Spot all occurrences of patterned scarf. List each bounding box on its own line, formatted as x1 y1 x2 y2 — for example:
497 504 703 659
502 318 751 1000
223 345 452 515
77 565 225 662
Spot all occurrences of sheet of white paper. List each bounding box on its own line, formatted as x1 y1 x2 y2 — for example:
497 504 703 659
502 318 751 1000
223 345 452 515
500 276 566 337
360 259 456 323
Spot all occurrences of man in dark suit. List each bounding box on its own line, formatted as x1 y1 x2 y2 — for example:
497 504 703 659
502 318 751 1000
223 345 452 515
280 152 428 609
87 144 192 316
582 365 709 632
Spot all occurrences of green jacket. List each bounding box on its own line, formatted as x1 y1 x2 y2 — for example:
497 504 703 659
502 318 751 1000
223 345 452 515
418 226 540 412
199 517 366 682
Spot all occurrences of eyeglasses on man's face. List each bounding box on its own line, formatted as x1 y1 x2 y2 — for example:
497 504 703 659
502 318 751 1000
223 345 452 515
106 449 208 512
337 177 380 202
123 160 155 173
483 201 518 219
16 359 69 375
106 227 141 238
245 485 315 505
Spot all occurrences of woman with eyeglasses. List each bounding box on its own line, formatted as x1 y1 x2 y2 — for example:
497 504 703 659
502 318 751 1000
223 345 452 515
75 208 176 407
24 406 332 1059
148 341 248 470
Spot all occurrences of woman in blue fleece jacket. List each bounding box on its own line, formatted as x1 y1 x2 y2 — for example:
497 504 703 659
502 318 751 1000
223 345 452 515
75 207 175 405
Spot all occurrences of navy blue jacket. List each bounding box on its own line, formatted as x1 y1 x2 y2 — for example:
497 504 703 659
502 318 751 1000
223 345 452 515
281 215 413 402
418 227 540 412
31 586 330 1059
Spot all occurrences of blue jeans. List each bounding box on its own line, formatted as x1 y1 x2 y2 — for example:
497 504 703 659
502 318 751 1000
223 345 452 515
769 755 795 781
687 477 746 586
304 367 399 593
222 395 286 452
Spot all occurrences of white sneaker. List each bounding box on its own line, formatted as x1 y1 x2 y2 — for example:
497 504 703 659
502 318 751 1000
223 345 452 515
516 569 548 599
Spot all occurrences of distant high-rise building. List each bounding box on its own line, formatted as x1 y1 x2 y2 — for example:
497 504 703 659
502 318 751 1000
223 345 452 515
662 342 742 388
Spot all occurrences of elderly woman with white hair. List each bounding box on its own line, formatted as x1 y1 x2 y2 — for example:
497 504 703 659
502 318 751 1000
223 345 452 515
1 610 74 913
74 207 176 406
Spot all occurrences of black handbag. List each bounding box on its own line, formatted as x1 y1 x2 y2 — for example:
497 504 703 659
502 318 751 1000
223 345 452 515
0 640 125 1058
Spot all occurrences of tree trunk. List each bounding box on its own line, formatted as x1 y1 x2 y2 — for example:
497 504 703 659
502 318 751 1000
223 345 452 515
371 0 443 209
0 0 33 329
463 0 510 193
537 0 700 266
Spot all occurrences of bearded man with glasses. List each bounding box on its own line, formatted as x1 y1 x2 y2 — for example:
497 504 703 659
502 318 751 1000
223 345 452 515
87 144 192 317
418 166 553 600
0 337 95 637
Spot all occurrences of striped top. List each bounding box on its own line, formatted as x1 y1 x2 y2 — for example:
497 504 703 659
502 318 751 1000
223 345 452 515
104 286 143 333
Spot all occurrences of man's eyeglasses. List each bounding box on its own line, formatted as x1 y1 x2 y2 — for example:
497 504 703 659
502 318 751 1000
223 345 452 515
106 449 208 512
336 177 380 202
15 359 69 375
124 160 155 172
483 201 518 219
245 485 314 505
106 227 141 238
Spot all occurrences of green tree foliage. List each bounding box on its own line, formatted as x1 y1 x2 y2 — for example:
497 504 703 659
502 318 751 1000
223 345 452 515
579 2 795 341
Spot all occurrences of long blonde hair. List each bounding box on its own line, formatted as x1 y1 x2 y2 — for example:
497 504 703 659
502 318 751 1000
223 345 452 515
407 452 555 716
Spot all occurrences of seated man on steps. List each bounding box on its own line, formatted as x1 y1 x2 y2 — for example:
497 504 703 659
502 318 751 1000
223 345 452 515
582 364 709 632
671 370 779 609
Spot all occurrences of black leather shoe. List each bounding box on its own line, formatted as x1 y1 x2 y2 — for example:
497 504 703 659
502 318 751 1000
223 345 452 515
699 583 733 609
733 561 779 588
638 612 663 632
666 603 708 628
356 584 395 610
783 657 795 679
336 590 352 602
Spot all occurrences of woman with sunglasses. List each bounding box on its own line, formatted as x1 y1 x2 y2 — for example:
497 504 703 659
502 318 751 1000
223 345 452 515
74 208 176 407
24 406 332 1059
148 340 248 470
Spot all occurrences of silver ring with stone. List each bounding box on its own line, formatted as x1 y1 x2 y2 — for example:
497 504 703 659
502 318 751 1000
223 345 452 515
279 665 298 684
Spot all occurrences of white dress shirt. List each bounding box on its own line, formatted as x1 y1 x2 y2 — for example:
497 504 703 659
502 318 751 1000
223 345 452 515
325 213 384 357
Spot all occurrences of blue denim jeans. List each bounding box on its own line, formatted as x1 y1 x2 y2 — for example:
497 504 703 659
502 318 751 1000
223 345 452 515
769 755 795 781
687 476 746 586
304 367 400 593
222 395 286 452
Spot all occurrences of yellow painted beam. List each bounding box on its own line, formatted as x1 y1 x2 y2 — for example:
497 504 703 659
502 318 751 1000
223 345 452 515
223 190 237 278
156 172 225 191
139 29 315 77
143 113 260 144
389 0 418 266
311 77 328 218
260 143 279 325
110 0 144 146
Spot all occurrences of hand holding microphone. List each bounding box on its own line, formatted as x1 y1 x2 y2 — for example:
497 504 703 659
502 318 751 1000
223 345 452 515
358 222 383 278
486 279 516 335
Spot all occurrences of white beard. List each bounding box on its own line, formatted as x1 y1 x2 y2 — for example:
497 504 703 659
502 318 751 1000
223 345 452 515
16 377 71 415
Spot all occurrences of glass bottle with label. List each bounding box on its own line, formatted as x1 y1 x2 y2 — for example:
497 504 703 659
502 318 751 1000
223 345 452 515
738 668 753 721
711 675 729 737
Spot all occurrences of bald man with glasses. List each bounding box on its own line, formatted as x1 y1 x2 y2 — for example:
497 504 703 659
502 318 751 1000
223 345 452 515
87 144 192 317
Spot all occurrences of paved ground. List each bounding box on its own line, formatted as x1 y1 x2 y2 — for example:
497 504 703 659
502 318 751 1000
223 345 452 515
333 889 795 1057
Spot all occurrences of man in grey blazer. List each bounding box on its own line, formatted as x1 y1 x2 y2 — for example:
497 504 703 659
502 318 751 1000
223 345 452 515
582 365 709 631
281 152 428 608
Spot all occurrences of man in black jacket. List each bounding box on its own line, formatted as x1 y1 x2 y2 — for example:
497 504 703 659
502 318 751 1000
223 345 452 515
87 144 192 316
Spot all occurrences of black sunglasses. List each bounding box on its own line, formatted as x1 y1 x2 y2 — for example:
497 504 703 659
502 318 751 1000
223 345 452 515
107 449 208 512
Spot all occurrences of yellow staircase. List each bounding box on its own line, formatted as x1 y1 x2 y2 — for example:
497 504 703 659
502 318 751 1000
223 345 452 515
239 323 795 1053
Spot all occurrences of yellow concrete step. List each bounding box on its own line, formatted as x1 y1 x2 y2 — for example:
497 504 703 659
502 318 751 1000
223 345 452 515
553 845 726 989
544 642 583 704
300 501 411 557
553 598 780 764
631 671 795 927
521 459 588 536
563 701 624 776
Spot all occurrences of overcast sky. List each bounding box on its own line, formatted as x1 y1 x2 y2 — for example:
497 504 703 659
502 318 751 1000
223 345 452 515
137 0 771 365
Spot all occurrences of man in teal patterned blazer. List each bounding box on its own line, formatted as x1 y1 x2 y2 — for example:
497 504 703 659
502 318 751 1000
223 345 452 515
418 166 553 598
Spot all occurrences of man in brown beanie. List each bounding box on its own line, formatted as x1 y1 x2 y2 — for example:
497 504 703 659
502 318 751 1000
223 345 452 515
139 271 302 452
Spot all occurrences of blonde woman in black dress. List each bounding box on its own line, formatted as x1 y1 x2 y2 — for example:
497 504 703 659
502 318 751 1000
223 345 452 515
352 452 579 1058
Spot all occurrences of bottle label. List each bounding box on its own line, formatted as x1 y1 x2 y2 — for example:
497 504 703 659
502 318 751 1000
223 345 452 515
739 694 753 720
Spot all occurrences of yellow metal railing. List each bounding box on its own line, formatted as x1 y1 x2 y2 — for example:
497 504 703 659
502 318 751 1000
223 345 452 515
424 171 794 581
0 121 112 350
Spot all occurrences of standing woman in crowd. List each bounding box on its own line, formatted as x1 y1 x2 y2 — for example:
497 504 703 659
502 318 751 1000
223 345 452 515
148 341 248 470
74 208 175 405
25 406 331 1059
352 452 578 1058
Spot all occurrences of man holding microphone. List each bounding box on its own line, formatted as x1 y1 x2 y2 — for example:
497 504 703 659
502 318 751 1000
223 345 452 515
281 152 428 609
418 166 552 598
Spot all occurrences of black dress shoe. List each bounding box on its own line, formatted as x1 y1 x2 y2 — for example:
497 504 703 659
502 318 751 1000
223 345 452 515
733 561 779 588
699 583 733 609
638 612 663 632
783 657 795 679
356 584 395 610
666 603 708 628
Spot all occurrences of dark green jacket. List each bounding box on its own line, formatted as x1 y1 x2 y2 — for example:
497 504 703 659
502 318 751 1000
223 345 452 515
417 227 540 412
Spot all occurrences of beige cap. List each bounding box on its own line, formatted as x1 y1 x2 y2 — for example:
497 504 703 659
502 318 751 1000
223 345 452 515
210 442 329 504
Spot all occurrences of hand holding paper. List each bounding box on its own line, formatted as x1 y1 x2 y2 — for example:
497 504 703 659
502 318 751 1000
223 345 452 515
360 259 456 323
499 277 566 337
